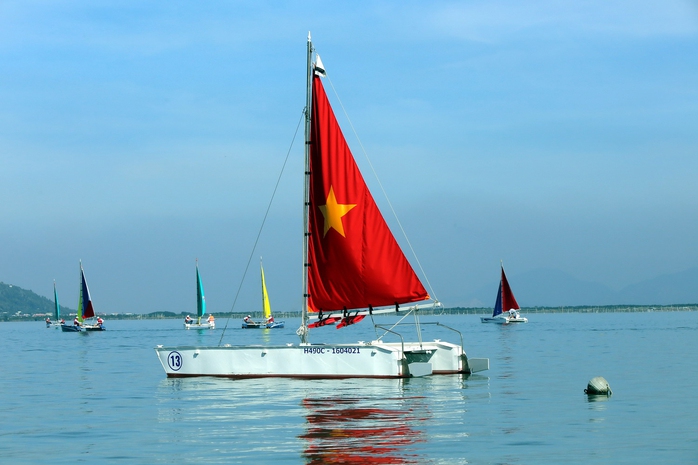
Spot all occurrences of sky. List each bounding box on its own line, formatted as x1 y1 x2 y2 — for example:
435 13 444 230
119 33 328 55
1 1 697 314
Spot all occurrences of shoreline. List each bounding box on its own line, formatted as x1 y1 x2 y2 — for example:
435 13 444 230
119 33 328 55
5 304 697 322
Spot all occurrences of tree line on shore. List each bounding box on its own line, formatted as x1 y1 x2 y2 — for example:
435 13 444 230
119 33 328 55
3 304 696 322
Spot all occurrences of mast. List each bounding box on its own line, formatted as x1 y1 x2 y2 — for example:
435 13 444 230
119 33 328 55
299 32 313 344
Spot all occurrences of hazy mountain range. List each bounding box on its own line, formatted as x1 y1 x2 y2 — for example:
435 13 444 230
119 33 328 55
0 282 73 317
463 267 698 308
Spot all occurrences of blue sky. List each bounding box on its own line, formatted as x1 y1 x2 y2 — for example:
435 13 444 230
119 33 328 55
1 1 697 313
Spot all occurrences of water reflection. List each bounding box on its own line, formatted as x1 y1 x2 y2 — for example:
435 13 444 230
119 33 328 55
300 396 427 464
155 377 436 463
585 393 610 415
585 393 610 430
260 328 271 345
586 394 611 403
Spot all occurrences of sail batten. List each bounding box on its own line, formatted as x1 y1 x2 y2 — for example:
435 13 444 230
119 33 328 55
307 74 428 313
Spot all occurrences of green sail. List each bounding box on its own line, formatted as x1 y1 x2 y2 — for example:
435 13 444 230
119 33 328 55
196 262 206 318
53 281 60 321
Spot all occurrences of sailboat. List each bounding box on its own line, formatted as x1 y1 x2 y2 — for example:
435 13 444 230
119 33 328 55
154 34 488 378
46 281 64 328
242 259 285 329
62 261 105 332
481 264 528 324
185 261 215 329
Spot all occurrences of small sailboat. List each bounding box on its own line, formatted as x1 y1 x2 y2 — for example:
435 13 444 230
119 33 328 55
46 281 64 328
481 264 528 324
260 261 284 328
185 261 215 329
242 259 285 329
155 34 488 378
62 261 105 332
240 315 261 328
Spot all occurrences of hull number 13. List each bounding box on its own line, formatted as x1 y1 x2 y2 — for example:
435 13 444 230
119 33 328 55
167 351 182 371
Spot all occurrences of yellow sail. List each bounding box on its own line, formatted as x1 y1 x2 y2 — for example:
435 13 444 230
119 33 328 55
261 260 272 321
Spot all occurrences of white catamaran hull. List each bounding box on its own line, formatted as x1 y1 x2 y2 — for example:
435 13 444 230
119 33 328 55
241 321 285 329
84 324 106 331
155 341 488 379
481 315 509 324
184 322 215 330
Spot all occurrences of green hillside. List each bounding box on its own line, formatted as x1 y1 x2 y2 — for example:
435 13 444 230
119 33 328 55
0 282 74 321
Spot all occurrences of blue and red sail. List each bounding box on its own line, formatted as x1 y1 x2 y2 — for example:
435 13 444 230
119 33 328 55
492 265 519 317
77 263 95 321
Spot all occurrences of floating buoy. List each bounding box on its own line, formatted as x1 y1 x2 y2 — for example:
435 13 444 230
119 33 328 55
584 376 612 396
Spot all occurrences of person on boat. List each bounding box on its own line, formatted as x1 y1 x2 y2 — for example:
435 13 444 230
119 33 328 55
207 314 214 323
45 317 51 325
73 317 81 327
185 315 193 325
60 318 65 324
243 315 252 324
97 317 104 328
266 315 274 324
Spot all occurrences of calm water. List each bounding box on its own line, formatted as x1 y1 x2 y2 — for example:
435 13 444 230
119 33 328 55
1 312 697 464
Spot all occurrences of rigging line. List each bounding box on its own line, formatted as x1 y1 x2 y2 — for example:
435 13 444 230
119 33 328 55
217 109 305 346
376 308 414 341
369 313 379 339
324 75 439 301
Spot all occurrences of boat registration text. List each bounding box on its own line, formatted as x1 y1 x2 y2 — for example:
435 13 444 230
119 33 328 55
303 347 361 355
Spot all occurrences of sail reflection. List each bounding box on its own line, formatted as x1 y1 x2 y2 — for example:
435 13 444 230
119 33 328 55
300 397 426 464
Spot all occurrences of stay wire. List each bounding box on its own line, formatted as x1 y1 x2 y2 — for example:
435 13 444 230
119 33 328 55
217 109 305 346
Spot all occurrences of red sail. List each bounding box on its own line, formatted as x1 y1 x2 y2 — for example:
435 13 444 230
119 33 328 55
500 266 520 312
307 75 429 313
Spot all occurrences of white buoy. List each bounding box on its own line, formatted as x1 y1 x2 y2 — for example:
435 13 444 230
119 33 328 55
584 376 612 395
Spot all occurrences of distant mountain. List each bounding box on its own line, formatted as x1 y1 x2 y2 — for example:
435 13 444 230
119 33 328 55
0 282 73 319
616 267 698 305
466 267 698 307
506 268 616 307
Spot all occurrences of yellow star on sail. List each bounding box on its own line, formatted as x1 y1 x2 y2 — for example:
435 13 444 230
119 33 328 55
318 186 356 237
